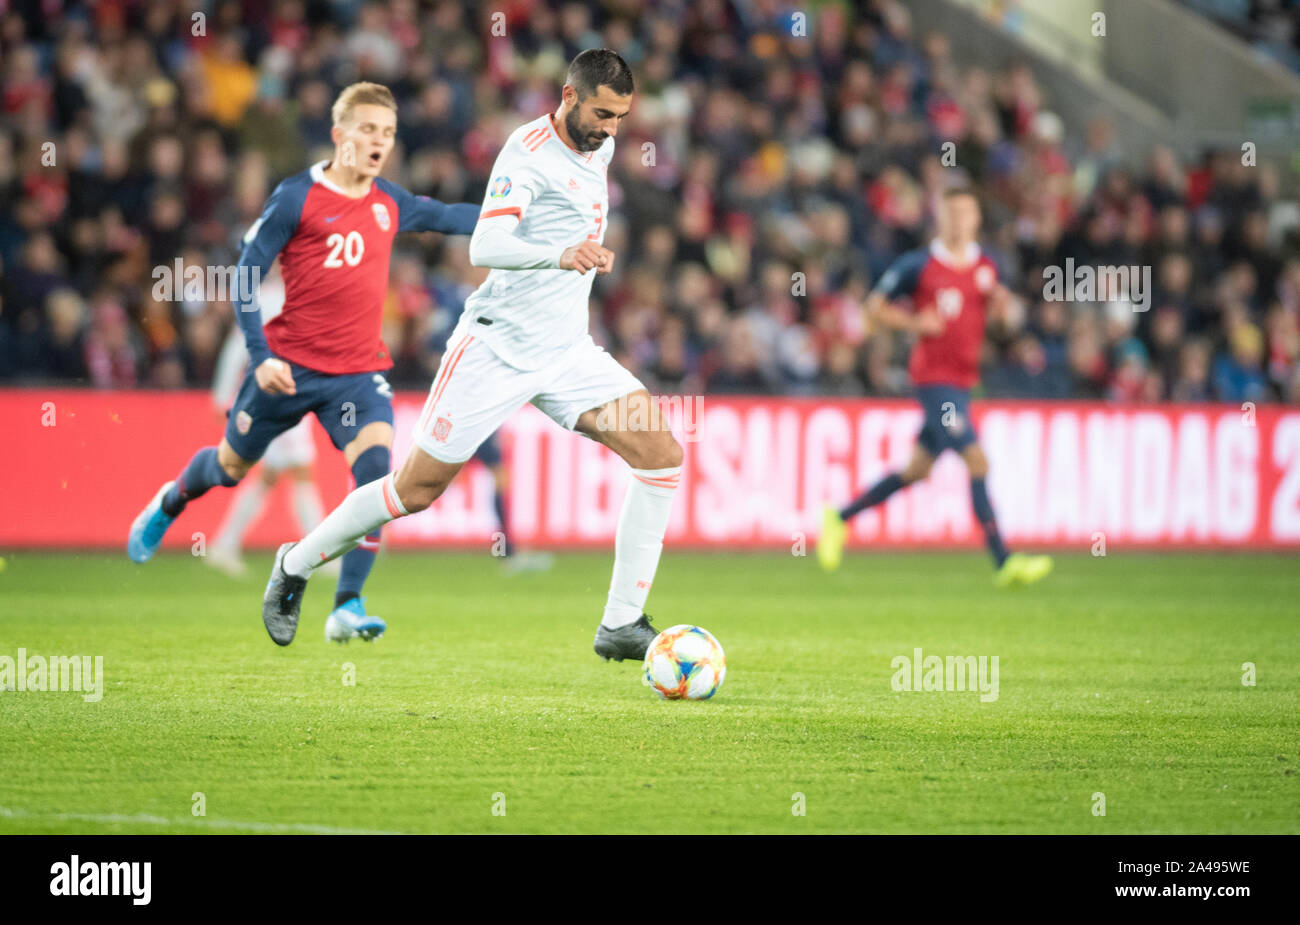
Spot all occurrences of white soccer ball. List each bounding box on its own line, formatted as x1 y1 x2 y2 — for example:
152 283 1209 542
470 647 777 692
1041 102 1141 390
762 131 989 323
642 624 726 700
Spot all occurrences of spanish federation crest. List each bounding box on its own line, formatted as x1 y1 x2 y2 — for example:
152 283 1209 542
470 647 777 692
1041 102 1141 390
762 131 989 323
372 202 391 231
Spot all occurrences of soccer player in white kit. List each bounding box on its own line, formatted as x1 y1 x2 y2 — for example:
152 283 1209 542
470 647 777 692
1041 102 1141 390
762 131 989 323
263 50 683 661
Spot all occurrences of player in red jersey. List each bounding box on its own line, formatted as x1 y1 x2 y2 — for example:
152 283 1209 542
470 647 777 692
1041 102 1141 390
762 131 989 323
128 83 479 641
817 188 1053 587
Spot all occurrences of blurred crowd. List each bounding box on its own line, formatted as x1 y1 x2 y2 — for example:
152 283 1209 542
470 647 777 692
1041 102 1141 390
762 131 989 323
1 0 1298 405
1178 0 1300 74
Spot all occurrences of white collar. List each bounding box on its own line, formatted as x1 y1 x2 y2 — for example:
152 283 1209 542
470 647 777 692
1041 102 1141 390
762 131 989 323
930 238 980 268
310 160 371 197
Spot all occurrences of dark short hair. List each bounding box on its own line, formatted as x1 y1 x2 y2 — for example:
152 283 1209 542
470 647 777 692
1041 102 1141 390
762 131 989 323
943 186 978 201
566 49 634 100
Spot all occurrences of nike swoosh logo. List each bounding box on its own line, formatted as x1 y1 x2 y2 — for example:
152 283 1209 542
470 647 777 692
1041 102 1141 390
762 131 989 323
324 215 341 222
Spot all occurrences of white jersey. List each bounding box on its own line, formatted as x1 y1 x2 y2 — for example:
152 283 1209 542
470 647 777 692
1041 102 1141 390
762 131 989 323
461 113 613 371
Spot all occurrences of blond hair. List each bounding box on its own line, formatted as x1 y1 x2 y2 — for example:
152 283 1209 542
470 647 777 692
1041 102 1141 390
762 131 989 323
331 82 397 127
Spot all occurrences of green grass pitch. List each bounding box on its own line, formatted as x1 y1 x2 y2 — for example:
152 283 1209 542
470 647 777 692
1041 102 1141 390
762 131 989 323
1 550 1296 834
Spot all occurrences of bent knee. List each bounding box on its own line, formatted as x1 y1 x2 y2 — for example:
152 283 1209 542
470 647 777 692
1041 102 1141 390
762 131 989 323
660 437 684 470
394 475 449 513
963 449 990 479
633 435 683 471
902 462 932 484
631 441 686 470
217 445 252 481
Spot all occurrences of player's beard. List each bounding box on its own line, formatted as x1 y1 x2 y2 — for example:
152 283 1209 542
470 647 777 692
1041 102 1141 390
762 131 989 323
565 107 607 153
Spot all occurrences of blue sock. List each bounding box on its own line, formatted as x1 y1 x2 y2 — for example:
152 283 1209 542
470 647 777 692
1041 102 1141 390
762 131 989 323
970 478 1009 568
335 445 390 607
493 489 512 557
161 446 238 516
841 473 905 521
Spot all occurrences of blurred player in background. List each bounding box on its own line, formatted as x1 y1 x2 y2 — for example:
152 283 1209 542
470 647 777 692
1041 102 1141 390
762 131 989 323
264 50 681 661
818 188 1053 587
128 82 479 642
205 262 338 580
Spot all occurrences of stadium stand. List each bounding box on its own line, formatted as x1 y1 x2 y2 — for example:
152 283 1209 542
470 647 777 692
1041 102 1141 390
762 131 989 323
0 0 1297 403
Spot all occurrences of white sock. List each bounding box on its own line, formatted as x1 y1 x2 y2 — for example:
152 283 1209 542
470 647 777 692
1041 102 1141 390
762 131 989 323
212 479 267 553
601 466 680 629
292 480 325 533
283 472 408 577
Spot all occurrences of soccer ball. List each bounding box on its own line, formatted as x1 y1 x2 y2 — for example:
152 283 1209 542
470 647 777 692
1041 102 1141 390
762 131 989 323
643 625 726 700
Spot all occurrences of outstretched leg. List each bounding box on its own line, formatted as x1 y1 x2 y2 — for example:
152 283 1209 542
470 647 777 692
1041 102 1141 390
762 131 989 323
207 464 279 577
262 446 462 646
329 422 393 632
128 439 252 564
575 390 684 661
817 444 934 572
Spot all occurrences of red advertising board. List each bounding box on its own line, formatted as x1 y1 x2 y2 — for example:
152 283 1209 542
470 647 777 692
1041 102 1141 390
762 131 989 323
4 389 1300 549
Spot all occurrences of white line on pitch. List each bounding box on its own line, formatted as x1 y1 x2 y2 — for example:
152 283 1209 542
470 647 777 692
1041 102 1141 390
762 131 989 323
0 805 399 835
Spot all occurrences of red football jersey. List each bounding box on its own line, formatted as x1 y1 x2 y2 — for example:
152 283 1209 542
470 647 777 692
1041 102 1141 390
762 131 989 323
874 240 999 388
233 162 478 375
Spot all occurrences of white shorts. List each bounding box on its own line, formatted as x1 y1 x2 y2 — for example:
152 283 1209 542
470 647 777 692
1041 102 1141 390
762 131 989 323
261 417 317 471
414 330 645 463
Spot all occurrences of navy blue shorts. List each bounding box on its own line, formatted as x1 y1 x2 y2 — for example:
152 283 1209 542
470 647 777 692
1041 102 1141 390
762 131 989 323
224 362 395 461
473 432 503 467
915 384 977 456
